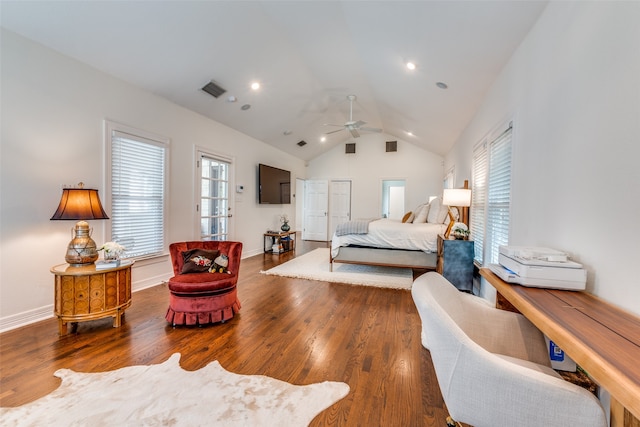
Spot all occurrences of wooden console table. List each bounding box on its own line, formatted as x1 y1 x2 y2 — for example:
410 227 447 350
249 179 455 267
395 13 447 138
51 261 133 335
480 268 640 427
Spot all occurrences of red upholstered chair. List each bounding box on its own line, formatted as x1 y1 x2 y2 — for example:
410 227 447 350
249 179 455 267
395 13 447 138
165 241 242 326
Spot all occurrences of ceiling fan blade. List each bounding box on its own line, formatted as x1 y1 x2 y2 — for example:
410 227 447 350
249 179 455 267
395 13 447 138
325 128 345 135
360 127 382 133
353 120 366 128
349 128 360 138
323 123 345 127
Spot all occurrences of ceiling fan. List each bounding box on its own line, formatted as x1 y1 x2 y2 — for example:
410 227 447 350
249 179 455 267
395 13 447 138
324 95 382 138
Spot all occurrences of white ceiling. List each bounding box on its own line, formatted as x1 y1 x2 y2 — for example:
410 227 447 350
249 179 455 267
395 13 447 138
1 1 547 161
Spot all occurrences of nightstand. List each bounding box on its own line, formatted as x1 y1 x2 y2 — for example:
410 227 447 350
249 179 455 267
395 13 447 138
437 234 474 292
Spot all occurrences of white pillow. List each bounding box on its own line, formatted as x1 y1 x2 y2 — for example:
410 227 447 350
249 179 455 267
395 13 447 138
414 204 430 223
443 207 459 225
427 198 442 223
437 203 451 224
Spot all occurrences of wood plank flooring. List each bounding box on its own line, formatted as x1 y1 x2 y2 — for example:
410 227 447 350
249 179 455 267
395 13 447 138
0 239 460 426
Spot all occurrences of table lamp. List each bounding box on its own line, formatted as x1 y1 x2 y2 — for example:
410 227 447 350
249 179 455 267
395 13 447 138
50 182 109 266
442 188 471 239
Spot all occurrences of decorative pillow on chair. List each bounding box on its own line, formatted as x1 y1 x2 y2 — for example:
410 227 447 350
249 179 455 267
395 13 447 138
210 253 231 274
181 249 220 274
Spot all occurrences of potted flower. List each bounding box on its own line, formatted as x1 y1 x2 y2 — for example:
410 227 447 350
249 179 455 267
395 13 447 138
452 224 470 240
99 241 126 261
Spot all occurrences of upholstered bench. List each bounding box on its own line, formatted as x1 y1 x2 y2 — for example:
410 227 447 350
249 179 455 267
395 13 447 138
165 241 242 326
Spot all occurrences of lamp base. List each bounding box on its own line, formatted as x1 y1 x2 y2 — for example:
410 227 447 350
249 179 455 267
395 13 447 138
444 209 456 239
65 220 98 266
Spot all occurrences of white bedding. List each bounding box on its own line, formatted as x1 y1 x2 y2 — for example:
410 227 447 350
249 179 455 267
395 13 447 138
331 218 447 258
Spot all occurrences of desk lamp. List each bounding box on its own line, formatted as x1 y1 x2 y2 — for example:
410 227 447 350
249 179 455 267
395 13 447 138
50 182 109 266
442 188 471 239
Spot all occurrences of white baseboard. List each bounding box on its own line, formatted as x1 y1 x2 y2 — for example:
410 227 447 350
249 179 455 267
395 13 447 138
0 305 54 333
0 275 172 334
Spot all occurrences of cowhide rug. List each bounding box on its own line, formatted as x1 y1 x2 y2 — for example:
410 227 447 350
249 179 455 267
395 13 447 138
0 353 350 426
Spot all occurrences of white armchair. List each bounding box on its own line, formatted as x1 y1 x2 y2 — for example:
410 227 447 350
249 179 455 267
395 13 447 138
411 272 607 427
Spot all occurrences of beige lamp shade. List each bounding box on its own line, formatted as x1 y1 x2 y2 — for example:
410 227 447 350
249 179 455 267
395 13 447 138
442 188 471 207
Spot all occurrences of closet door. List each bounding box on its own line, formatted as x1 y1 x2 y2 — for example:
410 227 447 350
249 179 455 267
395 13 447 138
303 180 328 241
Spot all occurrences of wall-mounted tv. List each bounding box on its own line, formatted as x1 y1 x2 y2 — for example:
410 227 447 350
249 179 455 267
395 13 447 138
258 163 291 204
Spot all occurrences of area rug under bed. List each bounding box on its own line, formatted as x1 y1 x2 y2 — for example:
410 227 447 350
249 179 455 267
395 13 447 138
261 248 413 289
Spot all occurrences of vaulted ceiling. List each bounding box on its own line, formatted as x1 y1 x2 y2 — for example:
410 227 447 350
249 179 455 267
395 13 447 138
1 1 547 161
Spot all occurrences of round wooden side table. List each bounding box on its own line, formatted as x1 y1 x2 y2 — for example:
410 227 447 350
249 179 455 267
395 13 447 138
50 261 133 335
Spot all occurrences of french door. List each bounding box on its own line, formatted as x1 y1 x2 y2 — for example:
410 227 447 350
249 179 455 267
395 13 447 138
197 151 233 241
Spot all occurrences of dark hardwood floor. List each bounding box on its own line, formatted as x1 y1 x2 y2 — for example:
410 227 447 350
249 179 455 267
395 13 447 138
0 239 459 426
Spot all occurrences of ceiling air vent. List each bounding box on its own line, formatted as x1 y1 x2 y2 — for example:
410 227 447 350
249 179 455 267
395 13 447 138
201 80 227 98
297 140 307 147
345 143 356 154
386 141 398 152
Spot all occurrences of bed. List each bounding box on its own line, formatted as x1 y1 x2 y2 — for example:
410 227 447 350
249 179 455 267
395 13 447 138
330 198 458 271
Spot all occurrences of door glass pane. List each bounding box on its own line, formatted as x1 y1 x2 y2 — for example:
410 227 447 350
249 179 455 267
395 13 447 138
200 155 230 241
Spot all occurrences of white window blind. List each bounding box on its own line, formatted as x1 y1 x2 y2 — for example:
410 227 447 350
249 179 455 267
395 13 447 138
470 123 512 265
110 129 167 259
486 128 512 264
470 142 487 264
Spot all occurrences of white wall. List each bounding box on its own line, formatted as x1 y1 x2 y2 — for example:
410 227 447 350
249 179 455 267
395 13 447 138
0 30 304 329
307 135 444 219
445 1 640 315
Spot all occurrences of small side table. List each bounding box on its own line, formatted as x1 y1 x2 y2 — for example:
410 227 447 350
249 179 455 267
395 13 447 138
50 260 133 335
264 230 296 254
437 234 475 292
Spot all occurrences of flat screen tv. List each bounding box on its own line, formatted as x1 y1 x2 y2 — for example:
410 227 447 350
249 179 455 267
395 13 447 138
258 163 291 204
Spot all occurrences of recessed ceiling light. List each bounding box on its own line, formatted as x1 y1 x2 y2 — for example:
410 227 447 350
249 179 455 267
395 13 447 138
227 95 237 103
436 82 448 89
251 82 260 90
406 62 416 70
320 136 326 143
406 131 414 136
283 130 292 135
241 104 251 111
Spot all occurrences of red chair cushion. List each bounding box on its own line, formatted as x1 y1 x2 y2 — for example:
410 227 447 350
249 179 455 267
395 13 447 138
168 272 237 294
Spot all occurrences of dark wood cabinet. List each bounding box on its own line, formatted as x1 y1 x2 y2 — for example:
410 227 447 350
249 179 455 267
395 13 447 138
437 234 474 292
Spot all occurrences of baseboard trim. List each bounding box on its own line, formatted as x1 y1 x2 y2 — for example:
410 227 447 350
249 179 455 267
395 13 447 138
0 275 172 333
0 305 54 333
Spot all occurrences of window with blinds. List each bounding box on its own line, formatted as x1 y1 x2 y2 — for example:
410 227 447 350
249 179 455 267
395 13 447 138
108 126 168 259
470 123 512 265
470 142 487 264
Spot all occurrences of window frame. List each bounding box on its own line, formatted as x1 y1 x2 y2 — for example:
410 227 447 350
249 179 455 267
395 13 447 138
104 120 170 260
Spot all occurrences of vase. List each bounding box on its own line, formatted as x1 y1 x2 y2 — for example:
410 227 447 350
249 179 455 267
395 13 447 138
281 221 290 232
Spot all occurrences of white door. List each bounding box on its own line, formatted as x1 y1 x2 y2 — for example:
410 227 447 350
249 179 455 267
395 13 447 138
389 186 405 220
329 180 351 237
197 151 233 240
303 180 329 241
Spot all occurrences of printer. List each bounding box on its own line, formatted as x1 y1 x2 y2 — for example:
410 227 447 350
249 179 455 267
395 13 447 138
489 246 587 290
